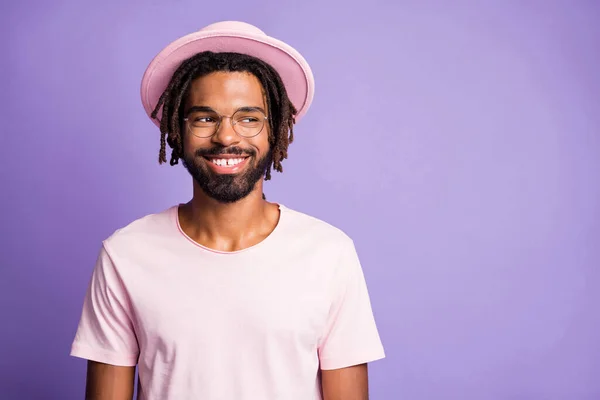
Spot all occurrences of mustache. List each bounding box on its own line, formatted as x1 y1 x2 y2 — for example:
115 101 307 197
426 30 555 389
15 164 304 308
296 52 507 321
195 147 256 157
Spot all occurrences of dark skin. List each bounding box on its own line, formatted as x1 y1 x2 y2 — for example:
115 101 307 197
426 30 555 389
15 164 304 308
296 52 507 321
84 71 370 399
178 71 279 251
85 362 135 400
321 364 370 400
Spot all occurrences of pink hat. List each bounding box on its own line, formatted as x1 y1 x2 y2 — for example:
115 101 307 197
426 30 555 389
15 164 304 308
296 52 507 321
140 21 315 127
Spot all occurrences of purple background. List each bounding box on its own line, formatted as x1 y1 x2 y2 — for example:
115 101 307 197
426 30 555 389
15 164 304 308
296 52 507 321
1 1 599 399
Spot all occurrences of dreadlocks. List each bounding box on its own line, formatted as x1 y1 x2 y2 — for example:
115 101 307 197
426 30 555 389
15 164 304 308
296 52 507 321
150 51 298 181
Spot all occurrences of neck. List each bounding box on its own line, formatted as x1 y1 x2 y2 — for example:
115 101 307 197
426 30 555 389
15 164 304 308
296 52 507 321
178 181 279 252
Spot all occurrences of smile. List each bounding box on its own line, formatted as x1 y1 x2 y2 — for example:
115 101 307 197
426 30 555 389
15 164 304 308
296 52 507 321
209 157 246 167
202 155 251 174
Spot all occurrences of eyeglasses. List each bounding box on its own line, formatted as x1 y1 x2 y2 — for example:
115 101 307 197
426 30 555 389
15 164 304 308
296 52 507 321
183 107 268 138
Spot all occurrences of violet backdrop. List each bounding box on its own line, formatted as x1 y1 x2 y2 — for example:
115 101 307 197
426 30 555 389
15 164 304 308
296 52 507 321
1 1 599 399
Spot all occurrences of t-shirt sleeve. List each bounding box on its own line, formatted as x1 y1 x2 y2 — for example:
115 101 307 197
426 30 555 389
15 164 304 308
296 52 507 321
317 238 385 370
70 243 139 366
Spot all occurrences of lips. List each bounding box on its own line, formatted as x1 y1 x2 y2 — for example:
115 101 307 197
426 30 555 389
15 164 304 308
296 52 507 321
202 154 250 174
205 156 247 167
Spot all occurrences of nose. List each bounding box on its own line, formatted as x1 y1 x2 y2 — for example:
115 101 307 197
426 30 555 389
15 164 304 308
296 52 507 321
211 117 241 147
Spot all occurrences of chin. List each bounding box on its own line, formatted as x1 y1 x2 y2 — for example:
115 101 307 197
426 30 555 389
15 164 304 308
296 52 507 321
182 160 264 204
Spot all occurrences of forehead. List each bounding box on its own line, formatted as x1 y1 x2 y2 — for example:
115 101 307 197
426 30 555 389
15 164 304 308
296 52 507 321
185 71 265 112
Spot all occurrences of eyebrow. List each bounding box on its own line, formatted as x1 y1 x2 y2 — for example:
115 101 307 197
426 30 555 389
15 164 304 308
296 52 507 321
185 106 267 115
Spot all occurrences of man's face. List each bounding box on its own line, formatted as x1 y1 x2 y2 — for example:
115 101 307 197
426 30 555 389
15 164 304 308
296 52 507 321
181 71 271 203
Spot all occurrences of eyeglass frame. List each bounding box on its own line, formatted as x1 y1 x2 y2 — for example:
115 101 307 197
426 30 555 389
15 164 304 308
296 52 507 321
182 106 269 139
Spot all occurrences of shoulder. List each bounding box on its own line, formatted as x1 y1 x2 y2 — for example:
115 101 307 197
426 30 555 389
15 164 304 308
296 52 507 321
279 204 355 249
102 205 178 253
278 205 364 284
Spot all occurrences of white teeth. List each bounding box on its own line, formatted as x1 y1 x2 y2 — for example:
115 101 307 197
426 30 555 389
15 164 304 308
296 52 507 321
211 158 244 167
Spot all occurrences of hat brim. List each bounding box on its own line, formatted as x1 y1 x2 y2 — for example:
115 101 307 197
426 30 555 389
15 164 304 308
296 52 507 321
140 29 315 127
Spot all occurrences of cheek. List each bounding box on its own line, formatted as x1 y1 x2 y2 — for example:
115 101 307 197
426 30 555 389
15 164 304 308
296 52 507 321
182 134 208 156
259 128 273 151
250 136 270 156
181 136 193 158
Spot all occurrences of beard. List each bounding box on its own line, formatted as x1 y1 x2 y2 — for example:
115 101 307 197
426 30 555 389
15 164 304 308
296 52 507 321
182 145 272 204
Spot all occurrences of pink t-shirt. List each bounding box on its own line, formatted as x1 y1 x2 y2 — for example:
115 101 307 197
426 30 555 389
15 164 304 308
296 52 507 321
70 204 385 399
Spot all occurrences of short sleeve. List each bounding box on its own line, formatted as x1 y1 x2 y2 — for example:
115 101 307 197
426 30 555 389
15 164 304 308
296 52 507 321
70 243 139 366
318 238 385 370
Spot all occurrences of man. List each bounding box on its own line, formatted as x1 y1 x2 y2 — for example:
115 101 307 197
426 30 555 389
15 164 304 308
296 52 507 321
71 21 385 400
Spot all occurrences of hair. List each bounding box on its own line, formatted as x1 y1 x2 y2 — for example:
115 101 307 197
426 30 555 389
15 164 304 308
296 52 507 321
150 51 298 181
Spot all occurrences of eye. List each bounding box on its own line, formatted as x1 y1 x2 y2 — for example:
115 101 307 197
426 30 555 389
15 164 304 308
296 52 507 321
235 113 263 125
188 114 218 126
